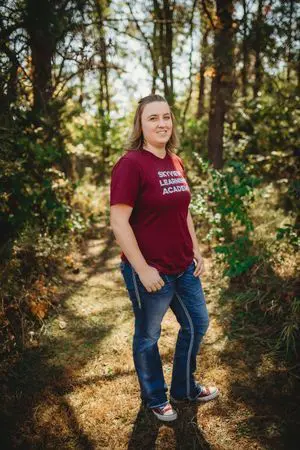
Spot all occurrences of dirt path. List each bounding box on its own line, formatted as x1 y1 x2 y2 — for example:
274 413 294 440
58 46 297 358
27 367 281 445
1 224 299 449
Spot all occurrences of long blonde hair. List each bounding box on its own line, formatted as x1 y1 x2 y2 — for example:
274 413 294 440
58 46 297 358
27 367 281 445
126 94 179 152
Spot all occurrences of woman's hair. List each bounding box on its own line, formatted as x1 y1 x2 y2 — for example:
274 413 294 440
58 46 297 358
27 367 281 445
126 94 179 152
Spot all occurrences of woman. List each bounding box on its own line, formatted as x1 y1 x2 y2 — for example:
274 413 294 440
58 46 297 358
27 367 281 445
110 94 219 422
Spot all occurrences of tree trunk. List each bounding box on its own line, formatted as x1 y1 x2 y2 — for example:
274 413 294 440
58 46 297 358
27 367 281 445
94 0 111 173
208 75 225 168
152 21 159 93
207 0 235 169
196 28 209 118
153 0 174 105
0 36 18 119
253 0 264 99
297 51 300 89
25 0 74 177
164 0 174 105
287 0 295 82
241 0 249 98
127 0 159 94
25 0 55 116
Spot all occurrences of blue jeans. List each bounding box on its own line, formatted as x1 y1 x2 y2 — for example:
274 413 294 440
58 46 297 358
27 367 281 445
120 260 209 408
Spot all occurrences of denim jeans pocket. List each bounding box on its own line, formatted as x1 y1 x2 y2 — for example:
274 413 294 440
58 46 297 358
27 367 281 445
120 262 172 295
120 262 134 289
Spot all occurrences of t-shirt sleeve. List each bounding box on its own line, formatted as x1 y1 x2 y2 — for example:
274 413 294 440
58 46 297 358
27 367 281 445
110 157 141 207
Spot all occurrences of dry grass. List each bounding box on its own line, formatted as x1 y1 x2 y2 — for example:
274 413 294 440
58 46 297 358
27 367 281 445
0 221 299 450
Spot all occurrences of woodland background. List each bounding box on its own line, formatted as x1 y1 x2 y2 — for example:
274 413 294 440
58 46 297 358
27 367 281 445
0 1 299 447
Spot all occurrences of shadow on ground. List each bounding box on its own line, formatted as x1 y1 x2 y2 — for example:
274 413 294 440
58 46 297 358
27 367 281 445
2 221 299 449
0 223 127 449
0 303 134 449
128 402 211 450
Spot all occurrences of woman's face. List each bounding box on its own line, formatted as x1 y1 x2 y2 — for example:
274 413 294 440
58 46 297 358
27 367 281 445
141 101 173 148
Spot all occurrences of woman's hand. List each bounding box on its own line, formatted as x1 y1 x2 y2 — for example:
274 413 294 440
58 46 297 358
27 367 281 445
193 249 205 277
137 265 165 293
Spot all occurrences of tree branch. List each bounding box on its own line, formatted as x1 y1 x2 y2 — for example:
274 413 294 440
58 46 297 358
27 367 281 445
201 0 215 30
125 1 159 79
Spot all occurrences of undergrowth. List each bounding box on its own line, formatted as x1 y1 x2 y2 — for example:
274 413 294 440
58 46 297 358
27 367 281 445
188 153 299 361
0 178 107 359
214 183 299 361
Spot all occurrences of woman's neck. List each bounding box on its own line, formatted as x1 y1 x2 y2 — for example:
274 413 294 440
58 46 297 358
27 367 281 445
143 143 167 158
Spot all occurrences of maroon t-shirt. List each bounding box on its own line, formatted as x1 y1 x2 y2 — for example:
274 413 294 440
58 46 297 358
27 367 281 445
110 149 194 274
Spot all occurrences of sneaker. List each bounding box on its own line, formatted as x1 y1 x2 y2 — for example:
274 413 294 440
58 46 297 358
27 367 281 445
170 385 219 403
195 385 219 402
151 402 178 422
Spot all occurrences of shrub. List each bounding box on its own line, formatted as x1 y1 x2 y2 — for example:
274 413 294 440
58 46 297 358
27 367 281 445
224 84 300 199
0 226 70 355
0 129 76 243
191 155 261 277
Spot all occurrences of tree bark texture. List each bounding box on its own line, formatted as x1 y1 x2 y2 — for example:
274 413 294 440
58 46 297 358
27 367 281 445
0 30 19 118
253 0 264 99
241 0 249 98
196 28 209 118
287 0 295 82
207 0 235 169
25 0 55 115
94 0 111 169
153 0 174 105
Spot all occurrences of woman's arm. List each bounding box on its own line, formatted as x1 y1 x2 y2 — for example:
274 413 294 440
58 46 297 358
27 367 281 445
110 204 147 273
187 209 205 276
110 204 165 292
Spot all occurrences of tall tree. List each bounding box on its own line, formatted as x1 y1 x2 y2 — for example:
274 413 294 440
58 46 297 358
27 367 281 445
207 0 235 169
241 0 250 97
126 0 176 104
126 0 160 94
0 22 19 120
181 0 198 132
196 28 209 118
94 0 111 173
196 0 213 118
287 0 295 83
252 0 264 98
95 0 110 117
153 0 175 105
25 0 55 117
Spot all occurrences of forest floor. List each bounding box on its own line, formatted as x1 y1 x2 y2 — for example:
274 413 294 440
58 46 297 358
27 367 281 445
1 221 299 450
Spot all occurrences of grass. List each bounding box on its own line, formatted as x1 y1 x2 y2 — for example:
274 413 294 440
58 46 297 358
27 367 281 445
0 184 299 449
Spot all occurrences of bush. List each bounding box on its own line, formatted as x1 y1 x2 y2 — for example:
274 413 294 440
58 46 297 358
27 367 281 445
0 226 71 355
0 121 87 357
225 83 300 181
191 155 261 277
217 181 300 359
0 128 76 243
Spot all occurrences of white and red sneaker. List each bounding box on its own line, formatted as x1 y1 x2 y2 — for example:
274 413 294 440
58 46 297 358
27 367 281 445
195 385 219 402
171 385 219 403
151 402 178 422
